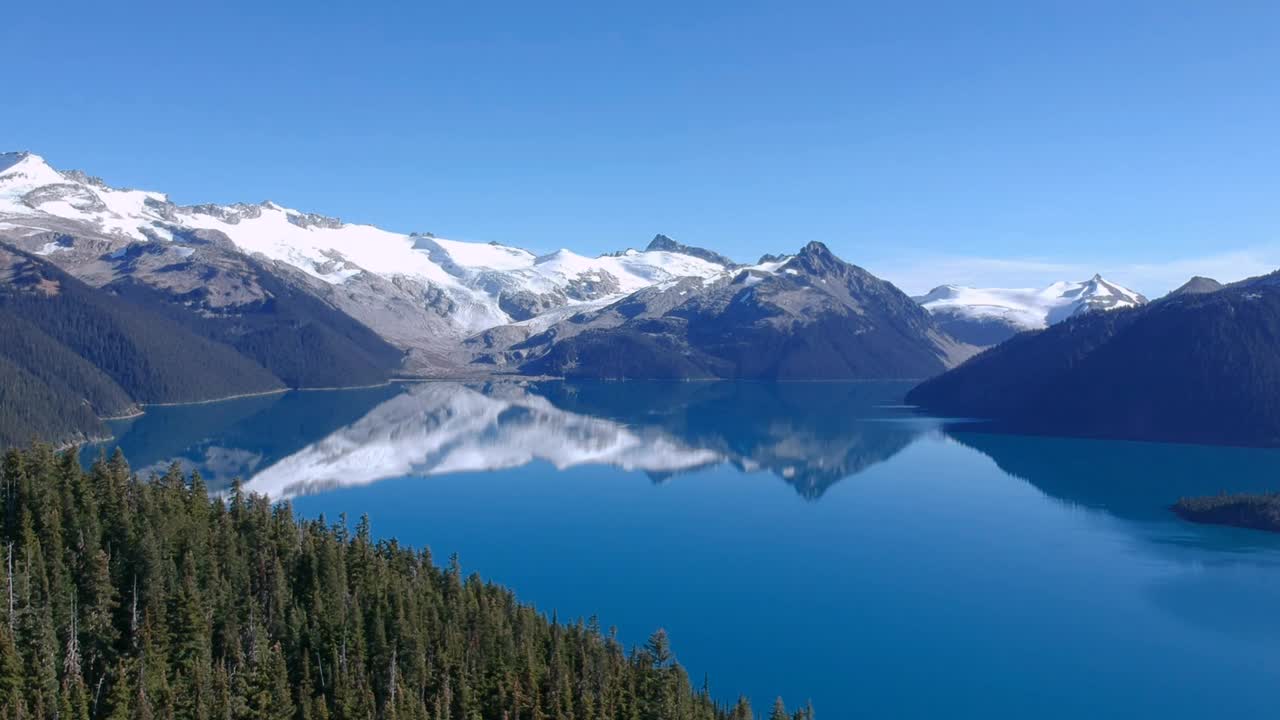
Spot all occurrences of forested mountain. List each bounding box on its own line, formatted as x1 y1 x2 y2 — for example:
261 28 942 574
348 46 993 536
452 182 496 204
0 311 136 419
0 355 108 448
907 272 1280 446
0 247 284 402
0 245 288 447
0 444 808 720
106 254 403 389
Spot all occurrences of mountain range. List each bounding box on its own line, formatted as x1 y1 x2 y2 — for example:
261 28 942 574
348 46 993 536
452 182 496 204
908 271 1280 446
0 152 987 425
914 276 1148 345
9 149 1245 450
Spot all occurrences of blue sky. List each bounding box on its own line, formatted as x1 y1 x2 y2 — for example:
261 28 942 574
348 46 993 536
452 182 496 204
5 1 1279 294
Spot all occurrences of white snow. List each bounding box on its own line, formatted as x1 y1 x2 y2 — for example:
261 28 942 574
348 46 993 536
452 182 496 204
0 153 66 205
0 153 171 240
0 150 737 338
433 237 535 270
917 276 1147 330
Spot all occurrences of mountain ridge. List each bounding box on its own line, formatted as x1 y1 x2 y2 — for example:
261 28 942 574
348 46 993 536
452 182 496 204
2 150 982 384
914 275 1147 345
907 278 1280 447
0 152 736 368
511 240 976 379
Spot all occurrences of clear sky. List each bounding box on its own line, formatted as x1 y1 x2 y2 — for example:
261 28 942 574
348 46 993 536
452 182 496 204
5 1 1280 295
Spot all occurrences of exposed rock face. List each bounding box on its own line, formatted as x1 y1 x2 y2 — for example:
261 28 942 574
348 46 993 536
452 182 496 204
1168 276 1223 297
644 234 738 268
23 183 108 213
502 241 974 379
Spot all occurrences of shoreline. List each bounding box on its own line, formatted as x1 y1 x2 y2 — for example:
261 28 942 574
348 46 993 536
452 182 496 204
99 407 145 421
81 380 401 450
135 386 290 409
95 380 400 423
390 373 931 384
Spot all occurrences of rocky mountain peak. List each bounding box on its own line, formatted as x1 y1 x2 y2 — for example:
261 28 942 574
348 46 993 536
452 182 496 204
0 151 64 186
1170 276 1224 296
644 234 736 268
788 241 844 276
646 233 678 250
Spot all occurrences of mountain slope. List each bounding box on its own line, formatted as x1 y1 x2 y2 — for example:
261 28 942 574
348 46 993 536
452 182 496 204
0 309 136 419
511 242 973 379
104 253 404 388
1167 276 1223 297
0 249 285 403
914 275 1147 345
0 354 108 447
907 274 1280 446
0 244 290 445
0 152 733 373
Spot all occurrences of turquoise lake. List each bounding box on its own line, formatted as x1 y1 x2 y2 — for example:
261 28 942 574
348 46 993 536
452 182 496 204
90 381 1280 719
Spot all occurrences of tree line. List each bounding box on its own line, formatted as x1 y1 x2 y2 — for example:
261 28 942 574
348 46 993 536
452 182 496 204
0 444 812 719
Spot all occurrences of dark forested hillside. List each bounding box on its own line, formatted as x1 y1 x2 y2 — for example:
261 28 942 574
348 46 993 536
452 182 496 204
0 246 284 404
0 242 404 447
0 246 292 447
907 275 1280 446
0 312 136 418
107 256 404 389
0 356 109 448
0 444 808 720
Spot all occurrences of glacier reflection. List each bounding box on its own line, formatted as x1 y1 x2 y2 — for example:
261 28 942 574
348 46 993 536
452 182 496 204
94 380 939 500
244 380 939 499
245 382 723 499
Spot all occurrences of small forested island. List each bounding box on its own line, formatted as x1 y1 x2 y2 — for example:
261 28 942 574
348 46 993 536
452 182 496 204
0 444 810 720
1172 492 1280 534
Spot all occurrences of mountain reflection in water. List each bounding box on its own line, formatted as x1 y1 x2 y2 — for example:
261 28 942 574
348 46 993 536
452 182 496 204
90 380 939 500
81 381 1280 720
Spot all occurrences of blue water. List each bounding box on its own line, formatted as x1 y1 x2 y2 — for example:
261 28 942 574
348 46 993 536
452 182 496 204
91 381 1280 719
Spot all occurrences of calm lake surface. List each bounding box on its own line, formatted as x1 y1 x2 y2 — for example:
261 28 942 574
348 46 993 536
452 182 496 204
91 381 1280 719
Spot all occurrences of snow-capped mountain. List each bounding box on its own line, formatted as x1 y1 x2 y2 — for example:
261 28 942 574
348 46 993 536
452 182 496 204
0 151 732 369
914 275 1148 346
483 241 976 379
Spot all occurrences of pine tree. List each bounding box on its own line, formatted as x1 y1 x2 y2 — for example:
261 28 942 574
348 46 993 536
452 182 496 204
0 617 24 713
0 445 807 720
